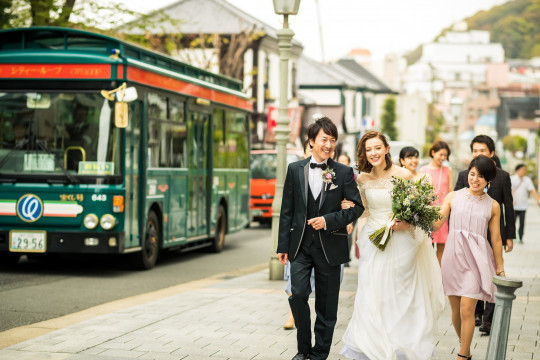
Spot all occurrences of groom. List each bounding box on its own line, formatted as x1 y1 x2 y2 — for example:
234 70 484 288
277 117 363 360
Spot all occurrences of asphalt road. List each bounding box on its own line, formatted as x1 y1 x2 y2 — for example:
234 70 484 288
0 224 272 332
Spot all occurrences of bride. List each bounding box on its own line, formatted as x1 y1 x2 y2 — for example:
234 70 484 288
341 131 445 360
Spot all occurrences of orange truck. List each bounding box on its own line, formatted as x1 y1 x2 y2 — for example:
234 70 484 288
250 149 303 224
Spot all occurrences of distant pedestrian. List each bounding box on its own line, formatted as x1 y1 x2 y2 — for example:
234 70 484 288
511 163 540 243
420 141 452 265
399 146 428 182
454 134 515 335
436 155 505 360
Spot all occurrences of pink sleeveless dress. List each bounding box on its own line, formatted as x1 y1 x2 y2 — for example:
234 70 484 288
441 188 496 302
420 166 450 244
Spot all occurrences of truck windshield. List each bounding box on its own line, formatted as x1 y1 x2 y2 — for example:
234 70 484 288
0 92 121 183
250 153 301 180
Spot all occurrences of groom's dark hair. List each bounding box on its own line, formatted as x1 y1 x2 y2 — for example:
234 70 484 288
307 117 338 148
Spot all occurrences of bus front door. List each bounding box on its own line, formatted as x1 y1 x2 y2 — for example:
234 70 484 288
188 109 209 239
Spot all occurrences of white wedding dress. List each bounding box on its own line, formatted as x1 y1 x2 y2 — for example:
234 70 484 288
341 178 445 360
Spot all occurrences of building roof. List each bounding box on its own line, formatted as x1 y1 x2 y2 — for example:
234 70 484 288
121 0 302 47
298 55 384 92
337 58 396 93
348 48 371 56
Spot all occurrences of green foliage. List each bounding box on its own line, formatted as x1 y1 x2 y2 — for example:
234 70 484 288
425 103 445 145
466 0 540 59
369 176 442 251
502 134 528 154
1 0 177 38
381 96 398 141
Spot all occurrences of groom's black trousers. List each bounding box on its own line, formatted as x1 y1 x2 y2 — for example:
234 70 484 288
289 241 342 360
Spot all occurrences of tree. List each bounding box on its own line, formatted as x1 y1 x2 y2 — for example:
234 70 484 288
133 26 265 81
381 96 398 140
502 134 528 154
425 104 445 144
1 0 170 32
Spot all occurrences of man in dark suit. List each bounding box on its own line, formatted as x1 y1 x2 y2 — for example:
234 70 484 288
277 117 363 360
454 134 515 335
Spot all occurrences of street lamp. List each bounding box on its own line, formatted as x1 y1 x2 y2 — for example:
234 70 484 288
269 0 301 280
450 96 463 173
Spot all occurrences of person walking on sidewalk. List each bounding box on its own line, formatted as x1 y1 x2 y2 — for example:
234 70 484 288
340 131 445 360
454 134 515 335
420 141 452 265
277 117 363 360
436 155 505 360
511 163 540 243
283 139 316 330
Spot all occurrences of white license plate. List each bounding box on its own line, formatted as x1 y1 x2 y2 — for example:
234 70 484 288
9 231 47 253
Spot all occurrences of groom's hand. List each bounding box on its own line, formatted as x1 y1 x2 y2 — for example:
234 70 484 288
278 253 288 265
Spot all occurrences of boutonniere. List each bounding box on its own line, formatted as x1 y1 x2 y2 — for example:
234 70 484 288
321 167 336 191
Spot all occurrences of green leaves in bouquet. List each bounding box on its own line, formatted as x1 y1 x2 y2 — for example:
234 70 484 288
369 175 443 251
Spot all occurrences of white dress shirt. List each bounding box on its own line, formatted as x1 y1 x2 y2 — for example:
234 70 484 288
511 174 535 211
309 157 327 199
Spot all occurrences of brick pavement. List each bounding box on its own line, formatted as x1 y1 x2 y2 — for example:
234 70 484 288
0 200 538 360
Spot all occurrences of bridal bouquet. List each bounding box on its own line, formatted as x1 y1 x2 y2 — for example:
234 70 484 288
369 176 442 251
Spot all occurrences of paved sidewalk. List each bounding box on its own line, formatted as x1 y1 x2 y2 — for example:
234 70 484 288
1 200 539 360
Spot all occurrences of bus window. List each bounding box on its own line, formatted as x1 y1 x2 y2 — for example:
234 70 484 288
213 109 226 168
147 96 187 168
0 92 121 182
225 111 248 169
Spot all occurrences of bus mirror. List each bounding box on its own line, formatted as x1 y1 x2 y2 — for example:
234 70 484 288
26 93 51 109
120 87 137 102
115 102 128 128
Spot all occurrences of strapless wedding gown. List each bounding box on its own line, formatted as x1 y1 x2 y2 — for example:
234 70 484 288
341 178 445 360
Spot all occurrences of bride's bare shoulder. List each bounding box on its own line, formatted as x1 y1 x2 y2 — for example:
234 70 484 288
357 172 373 184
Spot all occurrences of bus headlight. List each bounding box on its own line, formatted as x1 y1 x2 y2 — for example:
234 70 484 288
100 214 116 230
83 214 99 229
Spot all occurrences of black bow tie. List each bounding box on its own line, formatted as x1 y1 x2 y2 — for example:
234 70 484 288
310 162 327 170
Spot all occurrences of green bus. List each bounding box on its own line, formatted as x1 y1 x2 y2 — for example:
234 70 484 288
0 27 252 269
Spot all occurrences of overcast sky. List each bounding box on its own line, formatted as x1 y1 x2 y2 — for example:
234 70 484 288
115 0 507 61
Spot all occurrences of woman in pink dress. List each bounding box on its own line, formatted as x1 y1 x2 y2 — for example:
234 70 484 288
435 155 505 360
420 141 453 265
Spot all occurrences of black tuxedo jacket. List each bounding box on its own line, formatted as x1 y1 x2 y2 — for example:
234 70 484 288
454 167 515 245
277 157 364 266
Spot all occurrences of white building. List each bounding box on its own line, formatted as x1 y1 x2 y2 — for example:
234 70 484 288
405 25 505 105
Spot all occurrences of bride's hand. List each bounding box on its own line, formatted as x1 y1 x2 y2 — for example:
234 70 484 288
341 199 355 209
392 219 410 231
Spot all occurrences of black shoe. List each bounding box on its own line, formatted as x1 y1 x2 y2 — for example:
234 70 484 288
474 314 481 326
479 322 491 335
292 353 310 360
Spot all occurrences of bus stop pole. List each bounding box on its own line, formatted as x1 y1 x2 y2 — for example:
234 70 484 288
485 276 523 360
269 23 295 280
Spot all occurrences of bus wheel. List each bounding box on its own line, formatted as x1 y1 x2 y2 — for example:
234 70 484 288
134 211 160 270
209 205 226 253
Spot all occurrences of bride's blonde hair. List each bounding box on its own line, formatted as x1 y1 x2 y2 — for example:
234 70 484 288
356 131 392 173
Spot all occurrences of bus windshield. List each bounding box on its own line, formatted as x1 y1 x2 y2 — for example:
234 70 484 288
0 92 121 183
